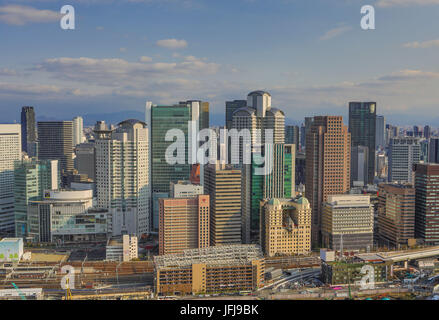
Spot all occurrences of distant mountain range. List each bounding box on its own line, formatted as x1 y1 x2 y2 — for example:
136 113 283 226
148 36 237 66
37 110 301 128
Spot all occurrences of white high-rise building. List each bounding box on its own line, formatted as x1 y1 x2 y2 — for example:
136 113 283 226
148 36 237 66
389 137 421 184
231 91 285 164
72 116 84 147
95 120 150 236
0 124 21 237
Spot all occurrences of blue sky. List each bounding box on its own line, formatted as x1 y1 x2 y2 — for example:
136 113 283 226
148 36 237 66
1 0 439 126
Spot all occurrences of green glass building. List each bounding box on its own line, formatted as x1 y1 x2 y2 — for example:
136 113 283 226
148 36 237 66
349 102 376 185
244 143 295 241
14 159 59 238
146 100 209 230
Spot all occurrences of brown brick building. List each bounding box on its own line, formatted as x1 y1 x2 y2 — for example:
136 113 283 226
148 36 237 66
377 183 415 248
159 195 210 255
414 164 439 245
305 116 351 246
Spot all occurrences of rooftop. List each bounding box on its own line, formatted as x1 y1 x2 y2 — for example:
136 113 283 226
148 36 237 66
154 245 263 269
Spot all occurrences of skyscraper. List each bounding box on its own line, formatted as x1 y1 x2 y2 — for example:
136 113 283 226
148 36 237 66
375 115 385 149
37 121 74 174
21 106 37 155
388 137 421 184
74 143 95 180
414 164 439 246
285 125 300 151
349 102 376 185
14 159 59 237
231 91 285 163
351 146 369 186
424 125 431 139
95 120 149 236
305 116 351 246
0 124 21 237
377 183 415 248
225 100 246 130
72 116 84 147
159 194 210 255
429 138 439 164
413 125 420 137
204 163 241 246
146 100 208 195
241 143 295 243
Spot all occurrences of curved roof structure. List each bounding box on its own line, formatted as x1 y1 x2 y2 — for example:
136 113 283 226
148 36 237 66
118 119 147 127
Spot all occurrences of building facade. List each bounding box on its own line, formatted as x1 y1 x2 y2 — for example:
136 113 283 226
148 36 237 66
72 116 84 147
377 183 415 248
204 163 242 246
322 195 374 251
21 106 37 155
349 102 376 185
159 195 210 255
37 121 74 174
260 197 312 257
95 120 149 236
414 164 439 245
14 158 59 238
388 137 421 184
0 124 21 237
28 189 108 243
154 245 265 295
305 116 351 246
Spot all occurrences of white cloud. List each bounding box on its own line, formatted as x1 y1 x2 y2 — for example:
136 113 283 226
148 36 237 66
403 39 439 48
376 0 439 7
319 25 352 41
0 5 61 26
0 68 18 76
156 38 188 49
139 56 153 62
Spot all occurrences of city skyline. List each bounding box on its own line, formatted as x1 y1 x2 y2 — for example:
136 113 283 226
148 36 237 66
0 0 439 126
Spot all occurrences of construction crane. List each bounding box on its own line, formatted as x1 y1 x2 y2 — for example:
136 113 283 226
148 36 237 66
11 282 26 300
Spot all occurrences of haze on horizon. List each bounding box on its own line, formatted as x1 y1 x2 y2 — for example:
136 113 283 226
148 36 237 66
1 0 439 126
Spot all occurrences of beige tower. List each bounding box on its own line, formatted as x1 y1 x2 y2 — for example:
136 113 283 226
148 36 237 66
305 116 351 247
159 195 210 255
204 163 242 246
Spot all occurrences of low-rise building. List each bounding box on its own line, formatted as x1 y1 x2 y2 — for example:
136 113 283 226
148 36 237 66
0 238 23 262
28 189 108 243
106 234 138 262
321 253 392 286
154 245 264 295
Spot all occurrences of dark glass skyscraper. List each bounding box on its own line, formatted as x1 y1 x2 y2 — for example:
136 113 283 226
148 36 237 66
285 125 300 151
37 121 74 174
349 102 376 185
225 100 246 129
21 106 37 154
